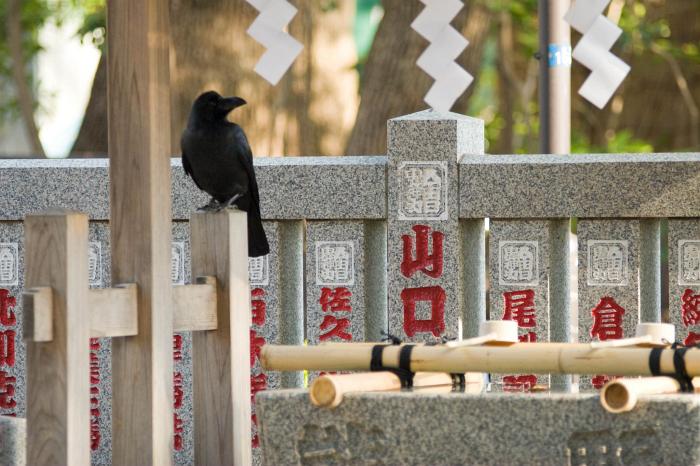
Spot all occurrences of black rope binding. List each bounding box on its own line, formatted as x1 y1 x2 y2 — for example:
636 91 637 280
370 337 416 389
648 343 699 393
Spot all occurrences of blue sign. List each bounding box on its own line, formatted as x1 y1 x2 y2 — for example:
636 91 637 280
548 44 572 68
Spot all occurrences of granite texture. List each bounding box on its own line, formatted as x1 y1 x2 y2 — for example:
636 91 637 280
460 153 700 218
305 222 366 346
250 222 282 464
257 389 700 466
668 219 700 346
0 157 387 221
488 220 550 390
578 220 640 390
387 110 484 343
0 415 25 466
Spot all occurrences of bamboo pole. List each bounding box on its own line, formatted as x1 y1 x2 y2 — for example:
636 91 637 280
261 343 700 377
600 377 700 413
310 372 482 408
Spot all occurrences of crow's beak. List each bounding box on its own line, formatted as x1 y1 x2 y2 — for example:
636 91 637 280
219 96 247 113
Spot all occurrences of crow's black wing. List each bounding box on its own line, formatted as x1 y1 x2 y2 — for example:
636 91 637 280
181 150 204 191
232 126 260 209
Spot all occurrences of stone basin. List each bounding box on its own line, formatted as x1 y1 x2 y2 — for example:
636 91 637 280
256 389 700 465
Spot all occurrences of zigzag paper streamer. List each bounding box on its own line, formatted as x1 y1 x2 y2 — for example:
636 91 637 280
565 0 630 109
411 0 474 113
246 0 303 85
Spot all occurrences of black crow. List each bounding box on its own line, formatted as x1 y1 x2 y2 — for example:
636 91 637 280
181 90 270 257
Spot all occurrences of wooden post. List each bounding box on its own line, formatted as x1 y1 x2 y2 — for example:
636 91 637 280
107 0 173 464
191 211 252 466
25 211 90 466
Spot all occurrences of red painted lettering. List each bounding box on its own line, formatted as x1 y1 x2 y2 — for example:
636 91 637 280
401 286 446 337
502 290 536 328
319 287 352 313
401 225 444 278
319 315 352 341
590 297 625 341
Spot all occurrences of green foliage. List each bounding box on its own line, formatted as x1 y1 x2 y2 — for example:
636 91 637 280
0 0 56 120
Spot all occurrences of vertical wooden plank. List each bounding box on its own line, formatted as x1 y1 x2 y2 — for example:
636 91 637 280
107 0 173 464
191 211 251 466
25 211 90 466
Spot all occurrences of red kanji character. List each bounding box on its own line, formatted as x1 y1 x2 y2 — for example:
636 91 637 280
681 289 700 327
319 315 352 341
90 351 99 385
251 372 268 400
174 372 184 409
502 290 536 328
90 338 100 351
90 419 101 451
401 286 446 337
503 375 537 392
684 332 700 346
518 332 537 343
0 330 15 367
319 287 352 313
250 330 266 366
590 297 625 341
591 375 620 389
173 334 183 362
90 386 99 407
174 413 184 450
401 225 444 279
0 371 16 409
0 290 16 326
252 288 266 326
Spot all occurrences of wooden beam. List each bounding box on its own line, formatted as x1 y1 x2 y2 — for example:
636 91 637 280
173 276 218 332
24 279 218 340
191 211 252 466
90 284 138 338
23 286 53 342
25 210 90 466
107 0 173 464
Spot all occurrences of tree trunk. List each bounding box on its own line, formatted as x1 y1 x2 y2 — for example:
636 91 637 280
345 0 492 155
6 0 45 157
71 54 107 157
72 0 358 157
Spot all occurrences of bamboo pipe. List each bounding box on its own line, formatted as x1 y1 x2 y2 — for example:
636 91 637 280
310 372 459 408
261 343 700 377
600 376 700 413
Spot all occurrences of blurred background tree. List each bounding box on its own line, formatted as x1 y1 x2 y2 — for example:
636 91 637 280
1 0 698 158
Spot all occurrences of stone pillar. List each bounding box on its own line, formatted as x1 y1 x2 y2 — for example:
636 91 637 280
387 110 484 342
668 219 700 347
306 221 366 347
488 220 550 391
577 219 640 390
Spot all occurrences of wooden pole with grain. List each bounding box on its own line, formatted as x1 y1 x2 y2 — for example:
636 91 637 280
600 376 700 413
262 343 700 377
310 371 484 408
24 211 90 466
107 0 174 464
191 211 252 465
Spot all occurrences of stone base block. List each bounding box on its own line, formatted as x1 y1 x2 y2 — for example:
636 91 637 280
257 389 700 466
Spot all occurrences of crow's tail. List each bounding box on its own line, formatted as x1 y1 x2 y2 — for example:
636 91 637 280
247 205 269 257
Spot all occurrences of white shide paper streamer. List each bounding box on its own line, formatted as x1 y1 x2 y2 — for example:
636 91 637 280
411 0 474 113
565 0 630 109
246 0 303 86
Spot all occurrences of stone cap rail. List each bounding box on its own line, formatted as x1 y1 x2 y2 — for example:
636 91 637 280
2 152 699 221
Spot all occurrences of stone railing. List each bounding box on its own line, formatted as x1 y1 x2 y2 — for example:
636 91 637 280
1 110 700 464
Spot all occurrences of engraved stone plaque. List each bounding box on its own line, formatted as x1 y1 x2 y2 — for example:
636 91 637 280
0 244 18 287
315 241 355 286
678 240 700 286
248 255 269 286
397 161 448 221
88 241 103 287
498 241 539 286
587 240 629 286
171 241 186 285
